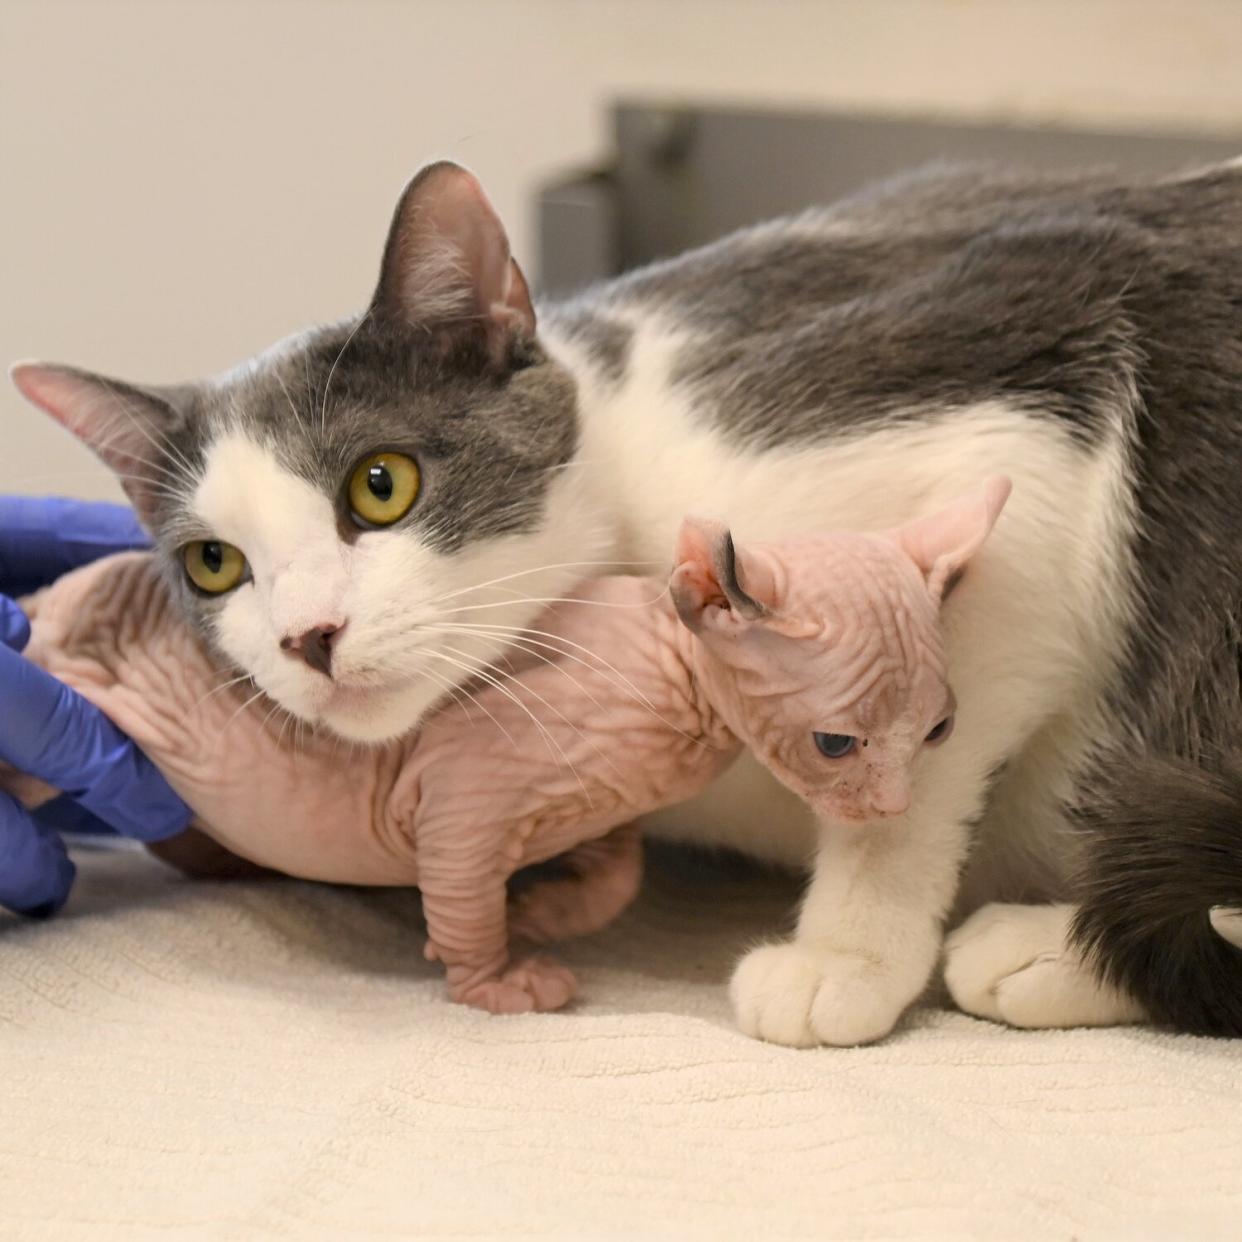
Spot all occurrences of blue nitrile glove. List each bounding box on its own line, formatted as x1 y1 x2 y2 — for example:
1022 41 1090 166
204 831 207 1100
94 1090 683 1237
0 497 192 917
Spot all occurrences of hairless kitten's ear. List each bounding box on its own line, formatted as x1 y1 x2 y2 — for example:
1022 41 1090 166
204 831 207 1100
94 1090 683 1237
671 517 774 633
371 161 535 368
896 475 1012 604
9 361 190 528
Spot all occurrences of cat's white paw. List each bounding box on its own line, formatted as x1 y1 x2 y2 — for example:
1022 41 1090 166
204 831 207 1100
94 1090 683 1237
730 942 913 1047
944 903 1145 1029
730 943 823 1047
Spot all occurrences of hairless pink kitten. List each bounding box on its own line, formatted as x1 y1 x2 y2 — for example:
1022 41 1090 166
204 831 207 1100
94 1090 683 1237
9 479 1009 1019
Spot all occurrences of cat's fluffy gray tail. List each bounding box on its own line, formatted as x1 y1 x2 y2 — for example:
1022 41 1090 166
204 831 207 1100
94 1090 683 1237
1072 756 1242 1037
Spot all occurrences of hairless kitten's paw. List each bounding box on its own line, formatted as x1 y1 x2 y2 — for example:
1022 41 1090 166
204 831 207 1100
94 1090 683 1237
451 955 578 1016
730 942 912 1047
944 903 1146 1029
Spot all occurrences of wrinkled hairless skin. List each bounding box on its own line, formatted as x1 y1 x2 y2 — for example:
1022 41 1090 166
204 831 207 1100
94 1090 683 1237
10 487 997 1013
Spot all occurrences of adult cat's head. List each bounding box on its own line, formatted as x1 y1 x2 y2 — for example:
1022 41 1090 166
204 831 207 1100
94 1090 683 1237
11 163 600 742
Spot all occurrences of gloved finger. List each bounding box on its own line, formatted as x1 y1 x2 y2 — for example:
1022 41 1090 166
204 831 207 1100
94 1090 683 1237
0 644 191 842
0 497 150 596
33 794 121 838
1 594 31 652
0 789 76 917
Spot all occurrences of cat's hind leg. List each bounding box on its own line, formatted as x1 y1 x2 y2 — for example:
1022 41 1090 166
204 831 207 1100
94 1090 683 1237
944 903 1146 1028
1067 755 1242 1036
508 822 643 945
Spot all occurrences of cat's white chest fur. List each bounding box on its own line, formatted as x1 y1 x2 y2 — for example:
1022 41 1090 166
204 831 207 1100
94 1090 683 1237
549 317 1139 891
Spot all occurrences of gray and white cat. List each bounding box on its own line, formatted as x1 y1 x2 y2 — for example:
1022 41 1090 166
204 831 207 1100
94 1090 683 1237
12 157 1242 1043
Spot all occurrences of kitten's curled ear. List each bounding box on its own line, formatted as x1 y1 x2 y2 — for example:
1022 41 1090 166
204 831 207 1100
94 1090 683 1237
9 361 190 529
895 475 1012 605
670 517 778 635
371 161 535 368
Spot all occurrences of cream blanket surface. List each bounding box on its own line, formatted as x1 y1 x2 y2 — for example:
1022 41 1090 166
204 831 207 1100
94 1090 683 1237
2 844 1240 1241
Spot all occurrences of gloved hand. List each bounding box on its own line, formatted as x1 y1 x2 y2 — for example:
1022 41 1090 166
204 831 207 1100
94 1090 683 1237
1 497 192 916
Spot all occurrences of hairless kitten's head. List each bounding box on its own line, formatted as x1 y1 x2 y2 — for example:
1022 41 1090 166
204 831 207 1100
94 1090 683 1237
670 477 1011 824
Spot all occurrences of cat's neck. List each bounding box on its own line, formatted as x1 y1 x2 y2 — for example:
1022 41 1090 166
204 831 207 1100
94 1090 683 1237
539 317 640 563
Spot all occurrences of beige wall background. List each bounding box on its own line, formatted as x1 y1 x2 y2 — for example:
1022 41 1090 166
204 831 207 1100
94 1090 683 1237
3 0 1241 502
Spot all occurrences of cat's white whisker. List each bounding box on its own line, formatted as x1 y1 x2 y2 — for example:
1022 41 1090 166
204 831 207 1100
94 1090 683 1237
420 665 476 722
420 652 522 752
256 698 287 738
436 640 616 796
97 380 198 479
420 623 613 720
319 310 370 432
272 369 313 441
422 647 546 753
429 620 701 746
215 687 269 744
88 436 187 486
274 703 297 752
425 646 592 802
191 670 256 713
424 558 663 609
437 618 662 707
442 587 671 616
449 626 699 773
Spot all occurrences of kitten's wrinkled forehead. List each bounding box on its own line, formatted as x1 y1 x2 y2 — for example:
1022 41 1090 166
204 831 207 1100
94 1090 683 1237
762 532 950 716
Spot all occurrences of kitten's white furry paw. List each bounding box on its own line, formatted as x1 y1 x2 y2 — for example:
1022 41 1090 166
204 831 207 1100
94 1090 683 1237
730 942 913 1047
944 903 1145 1029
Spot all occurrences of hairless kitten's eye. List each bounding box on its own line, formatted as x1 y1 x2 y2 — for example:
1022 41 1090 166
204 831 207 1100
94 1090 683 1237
813 732 857 759
925 716 955 745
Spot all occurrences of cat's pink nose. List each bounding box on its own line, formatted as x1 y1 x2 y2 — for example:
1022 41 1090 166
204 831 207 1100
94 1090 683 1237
280 623 345 677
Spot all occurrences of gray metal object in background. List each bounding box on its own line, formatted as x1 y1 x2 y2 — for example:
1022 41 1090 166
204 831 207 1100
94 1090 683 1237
536 171 619 303
536 101 1242 296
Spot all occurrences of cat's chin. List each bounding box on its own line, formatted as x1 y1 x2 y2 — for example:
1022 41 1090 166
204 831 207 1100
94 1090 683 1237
310 678 437 745
256 667 447 746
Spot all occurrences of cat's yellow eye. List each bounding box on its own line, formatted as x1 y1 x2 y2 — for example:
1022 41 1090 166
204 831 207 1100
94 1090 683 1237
348 451 421 527
183 540 247 594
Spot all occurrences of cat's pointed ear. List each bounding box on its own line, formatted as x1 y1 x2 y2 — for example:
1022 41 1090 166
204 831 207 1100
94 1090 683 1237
9 361 189 528
371 161 535 366
895 475 1012 605
670 517 778 634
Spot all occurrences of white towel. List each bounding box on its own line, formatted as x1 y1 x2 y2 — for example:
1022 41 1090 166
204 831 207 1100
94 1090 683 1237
3 846 1240 1240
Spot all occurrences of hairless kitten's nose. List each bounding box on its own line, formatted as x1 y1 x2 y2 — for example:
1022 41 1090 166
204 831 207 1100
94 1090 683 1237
280 623 344 677
869 785 911 819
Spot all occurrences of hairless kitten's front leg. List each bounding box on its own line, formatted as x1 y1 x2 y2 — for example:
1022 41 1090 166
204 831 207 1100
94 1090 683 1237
731 780 978 1047
417 822 578 1015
